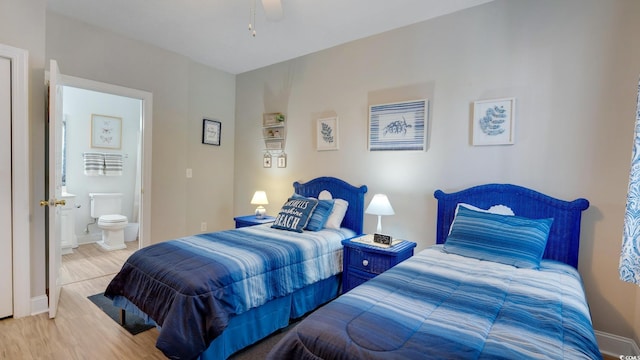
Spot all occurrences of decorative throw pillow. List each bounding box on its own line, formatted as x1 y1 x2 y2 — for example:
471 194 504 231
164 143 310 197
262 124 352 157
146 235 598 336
291 194 335 231
443 206 553 269
448 203 515 235
271 197 319 232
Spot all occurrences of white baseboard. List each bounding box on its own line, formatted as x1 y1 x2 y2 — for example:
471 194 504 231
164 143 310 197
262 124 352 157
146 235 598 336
30 295 48 316
596 330 640 356
77 233 100 245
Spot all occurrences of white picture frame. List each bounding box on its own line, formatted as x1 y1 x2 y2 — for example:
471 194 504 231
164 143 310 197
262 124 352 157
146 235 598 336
368 99 428 151
472 97 516 146
277 153 287 168
317 116 339 151
91 114 122 149
263 153 272 168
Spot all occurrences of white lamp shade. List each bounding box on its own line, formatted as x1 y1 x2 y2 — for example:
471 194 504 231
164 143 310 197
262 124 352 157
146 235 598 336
250 191 269 205
365 194 395 216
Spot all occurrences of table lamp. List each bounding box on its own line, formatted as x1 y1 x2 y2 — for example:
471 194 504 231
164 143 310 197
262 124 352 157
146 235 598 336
365 193 395 234
251 191 269 219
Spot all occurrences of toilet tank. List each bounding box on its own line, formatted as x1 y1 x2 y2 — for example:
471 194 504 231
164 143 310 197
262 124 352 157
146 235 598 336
89 193 123 218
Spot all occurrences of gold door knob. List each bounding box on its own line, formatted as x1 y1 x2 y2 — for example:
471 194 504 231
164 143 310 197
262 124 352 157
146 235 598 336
39 199 66 207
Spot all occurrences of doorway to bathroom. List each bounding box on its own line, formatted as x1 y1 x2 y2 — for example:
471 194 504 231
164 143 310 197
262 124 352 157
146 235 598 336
57 75 152 286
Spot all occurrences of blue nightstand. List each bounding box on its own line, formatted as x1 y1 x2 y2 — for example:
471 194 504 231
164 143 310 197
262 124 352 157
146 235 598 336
234 215 276 228
341 236 417 293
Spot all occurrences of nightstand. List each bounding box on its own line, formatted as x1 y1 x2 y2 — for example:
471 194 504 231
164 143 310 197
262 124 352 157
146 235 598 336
234 215 276 228
341 236 417 293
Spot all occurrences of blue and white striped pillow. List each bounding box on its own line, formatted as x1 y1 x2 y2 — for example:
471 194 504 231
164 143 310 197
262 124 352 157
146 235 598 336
443 206 553 269
292 193 335 231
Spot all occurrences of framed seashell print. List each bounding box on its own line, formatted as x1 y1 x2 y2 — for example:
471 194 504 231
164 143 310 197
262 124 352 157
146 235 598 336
368 99 428 151
472 98 516 146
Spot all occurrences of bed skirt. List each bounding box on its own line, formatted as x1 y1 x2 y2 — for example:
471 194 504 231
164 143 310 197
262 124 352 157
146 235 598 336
113 274 341 359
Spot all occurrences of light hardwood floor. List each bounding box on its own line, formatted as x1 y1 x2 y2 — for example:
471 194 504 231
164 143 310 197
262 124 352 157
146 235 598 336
0 241 166 360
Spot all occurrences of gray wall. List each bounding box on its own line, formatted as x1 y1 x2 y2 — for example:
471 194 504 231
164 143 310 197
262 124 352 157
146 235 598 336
1 2 237 310
46 12 238 241
234 0 640 342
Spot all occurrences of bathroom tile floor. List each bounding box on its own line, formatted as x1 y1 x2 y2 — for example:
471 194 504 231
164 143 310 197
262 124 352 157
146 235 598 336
60 240 138 285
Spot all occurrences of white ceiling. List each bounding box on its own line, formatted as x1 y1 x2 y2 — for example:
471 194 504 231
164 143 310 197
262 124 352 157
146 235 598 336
46 0 494 75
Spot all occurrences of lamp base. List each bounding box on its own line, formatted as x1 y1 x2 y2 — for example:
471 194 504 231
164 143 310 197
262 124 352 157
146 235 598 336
255 206 266 219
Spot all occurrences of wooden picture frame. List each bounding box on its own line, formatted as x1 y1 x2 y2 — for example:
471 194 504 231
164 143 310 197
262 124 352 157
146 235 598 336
91 114 122 149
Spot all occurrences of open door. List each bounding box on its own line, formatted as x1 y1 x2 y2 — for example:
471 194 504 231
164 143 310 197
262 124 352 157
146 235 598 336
44 59 64 318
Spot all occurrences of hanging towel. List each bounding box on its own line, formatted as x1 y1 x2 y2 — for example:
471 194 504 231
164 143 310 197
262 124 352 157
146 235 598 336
104 153 123 176
83 152 105 176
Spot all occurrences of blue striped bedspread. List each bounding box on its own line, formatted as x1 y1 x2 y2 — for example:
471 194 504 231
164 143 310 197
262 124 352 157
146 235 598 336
268 245 602 360
104 225 355 360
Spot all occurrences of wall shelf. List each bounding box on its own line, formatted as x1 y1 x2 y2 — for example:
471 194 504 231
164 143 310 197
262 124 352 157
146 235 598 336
263 113 286 152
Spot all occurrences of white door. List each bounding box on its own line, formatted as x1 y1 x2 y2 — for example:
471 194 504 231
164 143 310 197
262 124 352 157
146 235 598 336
0 57 13 318
46 59 64 319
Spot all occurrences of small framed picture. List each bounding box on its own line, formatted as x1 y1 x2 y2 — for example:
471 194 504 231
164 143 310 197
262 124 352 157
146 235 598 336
202 119 221 146
91 114 122 149
472 98 516 146
263 153 272 168
277 153 287 168
317 116 339 151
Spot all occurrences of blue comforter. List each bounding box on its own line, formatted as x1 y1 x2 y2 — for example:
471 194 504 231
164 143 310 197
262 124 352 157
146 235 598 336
268 245 602 360
104 225 354 360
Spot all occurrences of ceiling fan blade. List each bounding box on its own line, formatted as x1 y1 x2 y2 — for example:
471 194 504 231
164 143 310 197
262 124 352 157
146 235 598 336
261 0 283 21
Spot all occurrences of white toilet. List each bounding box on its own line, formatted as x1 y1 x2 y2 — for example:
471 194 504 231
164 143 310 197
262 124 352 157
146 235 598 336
89 193 128 251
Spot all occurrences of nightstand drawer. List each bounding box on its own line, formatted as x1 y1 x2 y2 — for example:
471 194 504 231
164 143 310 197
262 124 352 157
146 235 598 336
341 237 417 293
347 249 392 275
234 215 276 228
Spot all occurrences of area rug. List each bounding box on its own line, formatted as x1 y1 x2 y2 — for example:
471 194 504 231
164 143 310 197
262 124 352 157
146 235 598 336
87 292 154 335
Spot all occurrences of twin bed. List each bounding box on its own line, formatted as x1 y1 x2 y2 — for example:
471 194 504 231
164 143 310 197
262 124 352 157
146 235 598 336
105 178 602 359
267 183 601 359
105 177 367 359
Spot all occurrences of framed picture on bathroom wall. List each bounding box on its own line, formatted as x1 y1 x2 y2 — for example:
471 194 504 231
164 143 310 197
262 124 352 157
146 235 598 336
91 114 122 149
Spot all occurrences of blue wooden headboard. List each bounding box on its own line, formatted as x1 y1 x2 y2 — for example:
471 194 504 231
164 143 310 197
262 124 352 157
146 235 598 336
434 184 589 268
294 177 368 235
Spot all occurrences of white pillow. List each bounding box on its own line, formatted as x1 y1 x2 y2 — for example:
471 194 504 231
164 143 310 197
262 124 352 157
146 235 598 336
325 199 348 229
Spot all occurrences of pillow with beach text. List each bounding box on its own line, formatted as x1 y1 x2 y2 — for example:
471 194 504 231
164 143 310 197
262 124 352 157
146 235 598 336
271 197 319 232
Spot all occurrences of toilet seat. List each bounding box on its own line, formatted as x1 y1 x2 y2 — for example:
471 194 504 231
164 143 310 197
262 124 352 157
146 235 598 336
99 214 127 224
